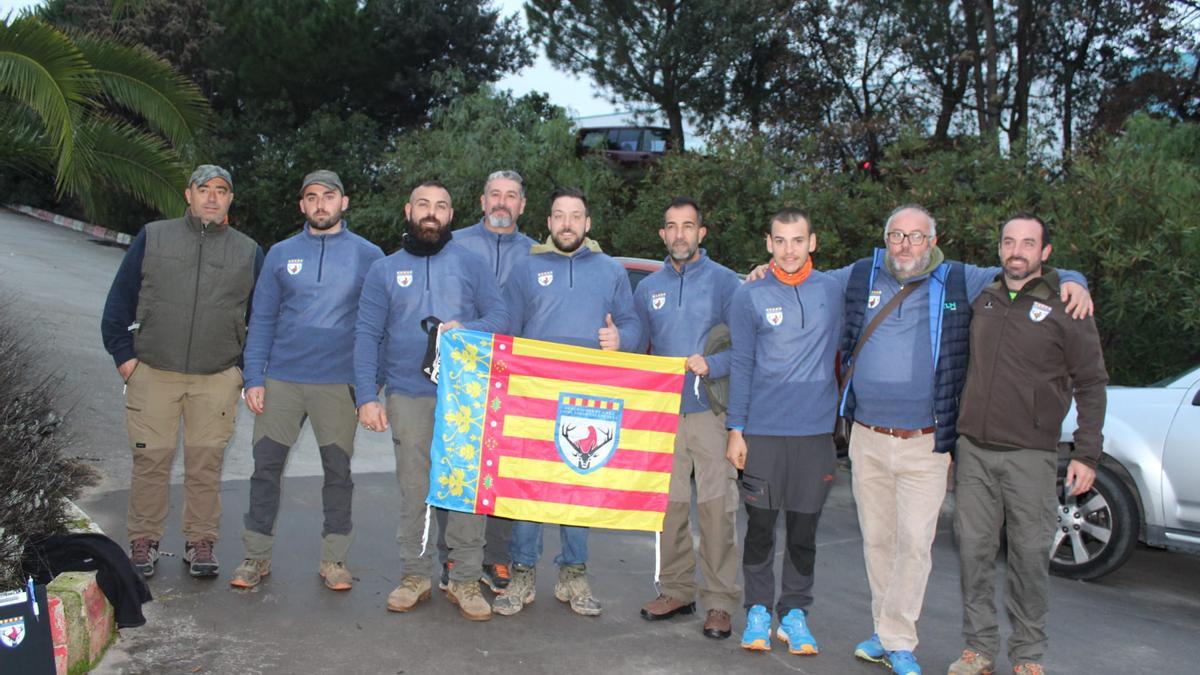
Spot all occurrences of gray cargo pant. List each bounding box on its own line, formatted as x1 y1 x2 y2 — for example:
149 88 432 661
242 379 357 563
954 435 1058 666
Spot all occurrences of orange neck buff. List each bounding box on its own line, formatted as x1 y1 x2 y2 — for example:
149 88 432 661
770 258 813 286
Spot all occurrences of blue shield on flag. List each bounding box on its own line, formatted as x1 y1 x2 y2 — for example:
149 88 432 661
553 393 623 475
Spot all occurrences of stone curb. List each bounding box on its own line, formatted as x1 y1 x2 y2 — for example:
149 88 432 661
44 502 117 674
4 204 133 247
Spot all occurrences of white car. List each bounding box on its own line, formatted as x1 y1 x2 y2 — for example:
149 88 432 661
1054 365 1200 579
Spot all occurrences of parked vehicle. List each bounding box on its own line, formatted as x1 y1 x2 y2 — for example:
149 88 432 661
577 126 670 168
615 256 663 290
1053 364 1200 579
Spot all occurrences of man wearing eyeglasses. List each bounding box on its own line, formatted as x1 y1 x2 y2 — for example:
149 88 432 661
840 205 1093 675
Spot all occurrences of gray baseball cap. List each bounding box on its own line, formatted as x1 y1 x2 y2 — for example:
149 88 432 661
300 169 344 195
189 164 233 189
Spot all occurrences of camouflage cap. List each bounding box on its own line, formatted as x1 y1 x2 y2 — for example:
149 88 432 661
300 169 344 196
188 164 233 189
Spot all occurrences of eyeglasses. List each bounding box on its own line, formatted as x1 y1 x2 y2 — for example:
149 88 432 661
885 230 930 245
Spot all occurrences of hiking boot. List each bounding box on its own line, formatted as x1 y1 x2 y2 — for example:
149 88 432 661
554 564 601 616
740 604 772 651
386 575 432 612
438 561 454 591
229 558 270 589
1012 664 1044 675
703 609 732 639
886 650 922 675
184 540 219 577
492 564 535 616
446 579 492 621
319 561 353 591
947 649 996 675
481 563 511 593
855 633 885 663
129 538 160 578
777 608 818 655
640 593 696 621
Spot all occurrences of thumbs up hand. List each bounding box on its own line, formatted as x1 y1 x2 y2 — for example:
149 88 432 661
598 312 620 351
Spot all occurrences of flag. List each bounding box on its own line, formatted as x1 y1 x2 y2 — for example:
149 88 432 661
427 328 686 532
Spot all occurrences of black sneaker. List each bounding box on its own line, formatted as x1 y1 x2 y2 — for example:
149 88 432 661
481 563 512 593
438 560 454 591
184 539 219 577
129 538 160 578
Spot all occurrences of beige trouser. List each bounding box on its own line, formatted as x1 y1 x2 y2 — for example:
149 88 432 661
124 362 242 542
657 410 741 614
849 423 950 652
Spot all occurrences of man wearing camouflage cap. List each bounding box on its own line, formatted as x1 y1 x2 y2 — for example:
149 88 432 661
230 170 384 591
102 164 264 578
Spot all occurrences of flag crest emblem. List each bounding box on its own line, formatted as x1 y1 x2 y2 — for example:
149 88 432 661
554 394 623 474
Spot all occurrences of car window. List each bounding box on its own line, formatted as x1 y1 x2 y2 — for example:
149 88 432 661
580 131 609 150
641 130 668 153
613 129 641 151
626 269 651 290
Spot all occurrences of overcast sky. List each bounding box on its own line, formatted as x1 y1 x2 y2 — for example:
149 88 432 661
1 0 618 118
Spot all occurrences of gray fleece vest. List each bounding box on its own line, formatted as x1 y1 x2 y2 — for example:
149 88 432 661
133 216 257 374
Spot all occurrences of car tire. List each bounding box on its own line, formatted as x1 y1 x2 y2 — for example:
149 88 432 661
1049 461 1138 580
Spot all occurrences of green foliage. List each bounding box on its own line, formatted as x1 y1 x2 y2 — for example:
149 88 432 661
354 89 625 252
0 16 209 220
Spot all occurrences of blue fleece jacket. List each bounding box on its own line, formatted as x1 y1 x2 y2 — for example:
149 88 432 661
633 251 740 413
353 241 508 404
847 253 1086 429
726 270 845 436
452 220 536 286
503 244 641 351
242 223 383 388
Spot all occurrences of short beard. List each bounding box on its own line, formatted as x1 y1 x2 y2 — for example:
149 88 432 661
552 231 584 253
308 210 342 231
1004 258 1040 281
891 248 933 277
669 243 698 262
486 209 513 230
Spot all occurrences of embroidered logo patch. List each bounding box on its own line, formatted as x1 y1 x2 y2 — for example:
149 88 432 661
537 271 554 287
651 292 666 310
396 270 413 288
867 290 882 309
286 258 303 275
765 306 783 326
1029 301 1052 322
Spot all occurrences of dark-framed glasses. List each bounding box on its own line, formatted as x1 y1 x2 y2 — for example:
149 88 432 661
885 230 930 245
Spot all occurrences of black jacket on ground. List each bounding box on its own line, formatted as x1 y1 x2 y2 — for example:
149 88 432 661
23 533 152 628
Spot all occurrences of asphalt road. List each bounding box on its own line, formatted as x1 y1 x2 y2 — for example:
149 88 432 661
3 208 1198 675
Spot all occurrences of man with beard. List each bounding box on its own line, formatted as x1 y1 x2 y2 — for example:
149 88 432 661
354 181 508 621
632 197 742 639
102 164 263 579
230 171 383 591
491 186 642 618
725 208 844 657
838 205 1093 675
434 170 537 594
949 215 1106 675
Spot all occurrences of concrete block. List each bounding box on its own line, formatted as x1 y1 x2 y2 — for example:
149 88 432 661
47 572 115 673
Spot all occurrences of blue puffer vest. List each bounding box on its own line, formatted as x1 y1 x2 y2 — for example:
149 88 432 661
839 249 971 454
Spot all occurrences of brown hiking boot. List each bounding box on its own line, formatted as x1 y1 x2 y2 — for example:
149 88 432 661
446 579 492 621
948 649 996 675
492 564 535 616
703 609 732 639
129 538 160 578
184 539 219 577
386 575 431 612
229 558 271 589
554 564 601 616
639 593 696 621
1013 664 1044 675
319 561 353 591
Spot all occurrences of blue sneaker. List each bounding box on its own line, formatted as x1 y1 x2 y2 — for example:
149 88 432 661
776 608 818 655
854 633 885 662
886 650 922 675
740 605 772 651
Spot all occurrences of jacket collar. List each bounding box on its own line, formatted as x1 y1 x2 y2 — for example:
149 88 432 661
302 221 349 241
473 218 527 242
987 267 1061 301
530 237 602 257
661 249 710 277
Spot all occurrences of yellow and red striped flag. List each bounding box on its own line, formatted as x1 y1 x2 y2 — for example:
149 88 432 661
428 329 685 532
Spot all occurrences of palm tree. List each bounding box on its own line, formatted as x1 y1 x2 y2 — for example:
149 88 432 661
0 15 211 219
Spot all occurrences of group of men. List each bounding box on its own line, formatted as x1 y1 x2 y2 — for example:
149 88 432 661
101 163 1108 675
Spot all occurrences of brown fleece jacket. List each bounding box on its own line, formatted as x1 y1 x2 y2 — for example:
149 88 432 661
956 268 1109 466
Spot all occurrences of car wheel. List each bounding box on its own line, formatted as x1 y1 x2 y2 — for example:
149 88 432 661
1049 461 1138 580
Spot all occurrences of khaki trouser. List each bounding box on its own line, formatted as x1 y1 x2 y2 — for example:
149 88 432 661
849 423 950 652
386 394 485 582
954 435 1058 665
124 362 242 542
657 410 741 615
241 379 358 563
